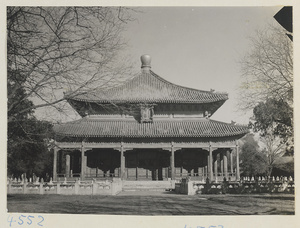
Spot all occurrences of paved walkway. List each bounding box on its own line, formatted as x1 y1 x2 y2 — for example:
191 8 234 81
7 192 294 215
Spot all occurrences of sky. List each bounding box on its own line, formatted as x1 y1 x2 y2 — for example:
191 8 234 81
31 6 284 124
119 6 282 124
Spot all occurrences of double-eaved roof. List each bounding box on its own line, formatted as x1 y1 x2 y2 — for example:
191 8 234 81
55 55 248 140
67 71 228 104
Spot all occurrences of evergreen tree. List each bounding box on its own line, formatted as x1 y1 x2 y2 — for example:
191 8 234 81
8 71 53 179
240 134 267 176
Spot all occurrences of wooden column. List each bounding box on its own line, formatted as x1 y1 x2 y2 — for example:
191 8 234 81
230 150 234 175
136 152 139 180
220 153 224 178
193 168 198 176
65 154 70 178
206 154 209 178
53 147 58 181
224 151 228 180
70 154 73 177
236 145 240 181
214 154 218 182
152 169 156 180
158 168 162 180
120 146 125 180
165 168 168 179
208 146 213 182
170 145 175 180
81 146 87 181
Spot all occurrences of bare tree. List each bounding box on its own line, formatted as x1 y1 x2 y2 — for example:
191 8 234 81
238 25 294 175
7 7 136 122
238 26 293 110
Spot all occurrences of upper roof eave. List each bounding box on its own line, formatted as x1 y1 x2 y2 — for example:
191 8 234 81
65 70 229 104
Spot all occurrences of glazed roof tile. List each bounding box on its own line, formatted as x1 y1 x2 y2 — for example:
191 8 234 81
68 71 228 104
54 117 248 138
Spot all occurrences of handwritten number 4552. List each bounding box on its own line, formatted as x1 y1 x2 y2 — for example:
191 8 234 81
7 215 44 227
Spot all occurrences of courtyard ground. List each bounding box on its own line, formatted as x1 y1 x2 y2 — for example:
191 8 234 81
7 191 294 215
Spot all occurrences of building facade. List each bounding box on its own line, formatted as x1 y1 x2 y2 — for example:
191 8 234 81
53 55 248 183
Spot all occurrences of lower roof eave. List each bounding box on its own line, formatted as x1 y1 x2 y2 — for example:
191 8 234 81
55 133 248 141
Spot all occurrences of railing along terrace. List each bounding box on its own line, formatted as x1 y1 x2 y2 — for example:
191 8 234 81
190 175 294 195
174 172 237 182
7 176 123 195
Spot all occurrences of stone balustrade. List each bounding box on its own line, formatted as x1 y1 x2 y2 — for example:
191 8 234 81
7 175 294 196
175 176 294 195
7 177 123 196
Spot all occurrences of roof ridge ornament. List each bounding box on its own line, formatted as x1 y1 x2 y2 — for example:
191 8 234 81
141 54 151 72
205 111 211 119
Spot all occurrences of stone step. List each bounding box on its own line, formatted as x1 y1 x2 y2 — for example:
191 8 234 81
123 187 171 190
122 188 168 192
122 181 172 191
123 186 170 189
123 187 172 191
123 181 171 186
123 183 171 186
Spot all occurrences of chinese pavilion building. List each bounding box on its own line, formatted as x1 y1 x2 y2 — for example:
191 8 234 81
53 55 248 185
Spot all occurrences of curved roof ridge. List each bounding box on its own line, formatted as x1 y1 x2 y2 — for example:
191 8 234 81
149 70 227 95
67 69 229 104
209 119 249 128
53 117 87 126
